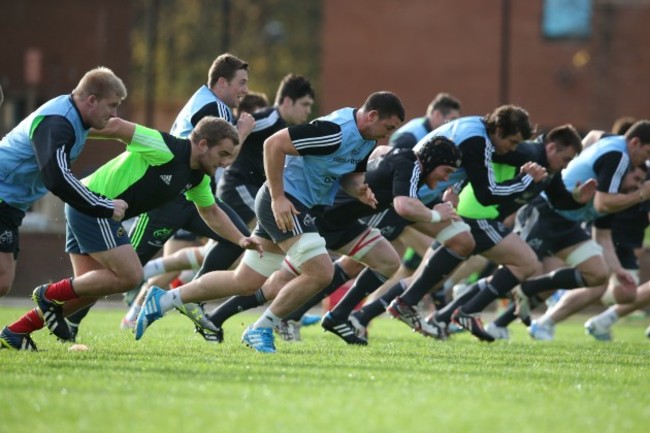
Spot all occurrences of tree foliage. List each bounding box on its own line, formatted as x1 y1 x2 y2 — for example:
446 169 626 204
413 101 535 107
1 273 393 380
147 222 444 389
131 0 321 108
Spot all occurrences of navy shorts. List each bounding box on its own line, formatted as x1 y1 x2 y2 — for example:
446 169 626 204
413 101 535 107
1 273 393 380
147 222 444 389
253 184 321 243
463 217 512 255
515 196 590 260
65 204 131 254
0 202 25 259
217 182 259 225
129 196 249 264
360 208 410 241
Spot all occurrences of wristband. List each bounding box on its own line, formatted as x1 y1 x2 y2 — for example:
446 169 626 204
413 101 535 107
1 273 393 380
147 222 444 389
430 210 441 223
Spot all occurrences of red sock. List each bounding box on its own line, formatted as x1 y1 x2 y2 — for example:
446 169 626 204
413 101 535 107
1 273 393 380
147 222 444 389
8 308 45 334
44 278 77 302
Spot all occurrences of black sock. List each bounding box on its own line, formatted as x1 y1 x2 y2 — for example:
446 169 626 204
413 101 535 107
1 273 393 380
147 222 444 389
431 288 447 309
194 241 243 279
493 294 544 327
461 267 521 314
284 262 350 321
400 247 465 306
435 283 480 324
354 281 405 325
330 268 386 321
66 303 95 326
521 268 585 296
208 288 266 327
493 303 517 327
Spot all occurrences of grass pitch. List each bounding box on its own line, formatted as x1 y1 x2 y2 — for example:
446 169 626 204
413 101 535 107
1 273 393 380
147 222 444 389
1 305 649 433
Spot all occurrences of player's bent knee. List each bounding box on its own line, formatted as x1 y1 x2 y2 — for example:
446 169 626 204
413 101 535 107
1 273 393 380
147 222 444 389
241 249 284 278
439 221 474 256
565 240 603 267
284 233 327 275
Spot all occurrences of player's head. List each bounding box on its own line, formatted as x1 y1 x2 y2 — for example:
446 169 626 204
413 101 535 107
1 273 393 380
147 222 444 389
275 74 315 125
484 105 534 154
208 53 249 108
358 91 405 140
426 92 461 129
612 116 636 135
625 120 650 167
416 136 461 188
73 66 127 130
544 124 582 173
190 116 240 175
237 91 269 115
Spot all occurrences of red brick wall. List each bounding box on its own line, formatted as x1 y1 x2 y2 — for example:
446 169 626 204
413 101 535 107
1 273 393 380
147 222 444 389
321 0 650 134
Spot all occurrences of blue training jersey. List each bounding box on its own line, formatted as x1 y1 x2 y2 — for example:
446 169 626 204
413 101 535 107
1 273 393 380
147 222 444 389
553 135 629 222
0 95 90 211
283 108 376 208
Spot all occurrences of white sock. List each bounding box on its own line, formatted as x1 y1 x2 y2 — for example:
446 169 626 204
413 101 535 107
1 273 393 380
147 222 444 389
143 258 166 280
159 288 184 313
538 315 555 327
125 304 141 322
253 308 281 329
594 307 619 327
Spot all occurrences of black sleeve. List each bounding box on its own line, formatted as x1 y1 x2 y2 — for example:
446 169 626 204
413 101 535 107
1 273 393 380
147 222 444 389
391 133 418 149
544 173 583 210
288 120 342 156
191 102 234 127
594 214 614 229
32 116 114 218
459 136 534 206
593 151 628 193
390 153 421 198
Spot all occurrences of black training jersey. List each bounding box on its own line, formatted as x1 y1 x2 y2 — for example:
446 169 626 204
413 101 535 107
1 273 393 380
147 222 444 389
322 147 423 224
220 106 286 188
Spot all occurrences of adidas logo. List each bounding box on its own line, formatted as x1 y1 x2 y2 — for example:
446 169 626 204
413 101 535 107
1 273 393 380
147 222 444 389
160 174 172 185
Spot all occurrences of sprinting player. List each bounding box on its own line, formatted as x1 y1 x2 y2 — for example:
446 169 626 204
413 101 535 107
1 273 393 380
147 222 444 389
516 120 650 340
368 106 535 337
135 91 405 353
217 73 315 227
0 67 127 303
116 53 254 332
206 136 464 344
0 116 262 350
424 125 591 342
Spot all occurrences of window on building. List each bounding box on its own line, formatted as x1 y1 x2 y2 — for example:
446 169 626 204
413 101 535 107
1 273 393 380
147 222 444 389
542 0 593 39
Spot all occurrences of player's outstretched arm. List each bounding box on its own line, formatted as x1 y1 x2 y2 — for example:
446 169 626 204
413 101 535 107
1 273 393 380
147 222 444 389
89 117 136 143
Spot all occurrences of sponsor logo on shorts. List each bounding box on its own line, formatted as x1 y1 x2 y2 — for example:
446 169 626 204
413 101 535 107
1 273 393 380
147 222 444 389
303 214 316 227
0 230 13 245
153 228 173 239
380 225 395 238
527 238 543 251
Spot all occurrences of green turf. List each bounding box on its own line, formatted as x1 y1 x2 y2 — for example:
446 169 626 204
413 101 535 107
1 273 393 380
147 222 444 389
1 306 649 433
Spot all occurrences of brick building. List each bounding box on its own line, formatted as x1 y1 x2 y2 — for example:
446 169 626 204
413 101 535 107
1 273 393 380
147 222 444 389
1 0 649 296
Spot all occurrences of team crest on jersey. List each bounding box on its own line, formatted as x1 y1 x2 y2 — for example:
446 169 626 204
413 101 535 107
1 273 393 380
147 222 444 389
0 230 13 245
116 226 126 237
